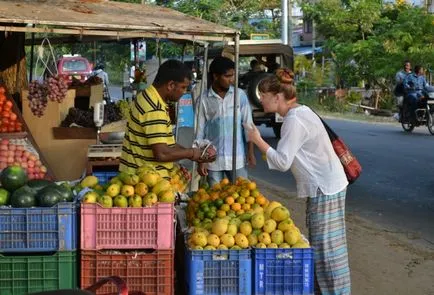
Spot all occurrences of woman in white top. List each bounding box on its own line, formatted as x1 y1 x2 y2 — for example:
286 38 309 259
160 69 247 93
246 69 351 295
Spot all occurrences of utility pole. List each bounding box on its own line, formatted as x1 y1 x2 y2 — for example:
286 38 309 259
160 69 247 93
288 0 293 47
312 20 316 67
281 0 289 45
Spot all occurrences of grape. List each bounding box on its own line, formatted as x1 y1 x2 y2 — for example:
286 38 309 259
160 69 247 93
28 80 48 117
46 76 68 103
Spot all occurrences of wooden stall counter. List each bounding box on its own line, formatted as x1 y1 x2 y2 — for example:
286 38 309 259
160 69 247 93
22 89 97 181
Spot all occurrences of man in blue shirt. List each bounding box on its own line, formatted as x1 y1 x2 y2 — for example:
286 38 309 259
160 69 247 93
196 56 256 186
403 65 431 122
394 61 411 97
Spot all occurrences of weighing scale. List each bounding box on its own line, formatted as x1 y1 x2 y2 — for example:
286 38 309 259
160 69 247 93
86 101 122 173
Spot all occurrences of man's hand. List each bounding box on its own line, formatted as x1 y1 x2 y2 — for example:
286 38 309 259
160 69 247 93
190 148 216 163
197 163 208 176
247 152 256 168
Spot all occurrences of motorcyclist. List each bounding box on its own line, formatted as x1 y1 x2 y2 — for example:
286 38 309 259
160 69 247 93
92 64 110 86
403 65 432 122
394 61 411 99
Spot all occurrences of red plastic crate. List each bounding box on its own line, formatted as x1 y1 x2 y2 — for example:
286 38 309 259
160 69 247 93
80 249 174 295
80 203 174 250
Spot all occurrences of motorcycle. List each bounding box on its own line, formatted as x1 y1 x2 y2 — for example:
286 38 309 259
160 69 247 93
397 88 434 134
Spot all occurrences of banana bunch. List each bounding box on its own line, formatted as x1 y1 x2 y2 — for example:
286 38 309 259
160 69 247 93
117 100 131 120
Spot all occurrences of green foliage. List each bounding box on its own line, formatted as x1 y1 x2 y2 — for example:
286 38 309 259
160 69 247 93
302 1 434 94
294 55 334 88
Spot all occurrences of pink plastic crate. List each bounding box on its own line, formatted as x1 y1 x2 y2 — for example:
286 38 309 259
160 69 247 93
80 203 174 250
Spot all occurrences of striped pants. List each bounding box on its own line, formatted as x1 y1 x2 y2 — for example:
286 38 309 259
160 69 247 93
307 189 351 295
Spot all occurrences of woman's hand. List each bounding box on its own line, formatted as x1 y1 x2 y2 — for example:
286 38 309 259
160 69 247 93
244 123 271 154
244 123 262 144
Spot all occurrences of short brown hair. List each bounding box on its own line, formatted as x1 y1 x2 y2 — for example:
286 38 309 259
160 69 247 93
258 68 296 101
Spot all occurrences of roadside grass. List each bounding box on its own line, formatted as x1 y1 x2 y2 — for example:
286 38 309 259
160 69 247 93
298 90 397 125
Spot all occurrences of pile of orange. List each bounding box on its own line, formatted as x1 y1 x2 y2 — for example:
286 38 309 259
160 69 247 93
187 177 270 226
0 86 23 133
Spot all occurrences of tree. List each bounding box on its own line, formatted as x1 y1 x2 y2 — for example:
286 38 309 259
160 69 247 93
113 0 282 38
302 0 434 92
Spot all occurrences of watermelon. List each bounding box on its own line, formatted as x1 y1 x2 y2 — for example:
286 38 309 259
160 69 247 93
49 184 74 202
27 179 54 192
1 166 28 192
36 186 63 207
10 185 37 208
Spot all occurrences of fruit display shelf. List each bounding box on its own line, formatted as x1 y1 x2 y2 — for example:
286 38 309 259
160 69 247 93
0 83 55 180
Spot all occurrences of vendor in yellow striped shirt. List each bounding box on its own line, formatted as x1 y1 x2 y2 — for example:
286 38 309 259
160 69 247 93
119 60 214 178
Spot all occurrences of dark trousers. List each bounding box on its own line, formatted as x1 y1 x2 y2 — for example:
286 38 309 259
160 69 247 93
407 92 423 121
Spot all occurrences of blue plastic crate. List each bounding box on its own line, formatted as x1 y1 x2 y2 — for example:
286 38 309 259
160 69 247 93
0 202 77 253
253 248 314 295
185 247 252 295
93 171 118 184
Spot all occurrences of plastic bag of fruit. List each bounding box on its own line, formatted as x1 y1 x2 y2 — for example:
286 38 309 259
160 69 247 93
192 139 217 161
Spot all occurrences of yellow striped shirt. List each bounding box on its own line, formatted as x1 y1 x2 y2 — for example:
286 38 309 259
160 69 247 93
119 85 175 178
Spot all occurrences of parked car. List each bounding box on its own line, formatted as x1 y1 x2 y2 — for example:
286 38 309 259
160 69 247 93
56 55 92 84
207 40 294 137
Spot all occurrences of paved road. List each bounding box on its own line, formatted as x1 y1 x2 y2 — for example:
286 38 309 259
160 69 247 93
249 119 434 245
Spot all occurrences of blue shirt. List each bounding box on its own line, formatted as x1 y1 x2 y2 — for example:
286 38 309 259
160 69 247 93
196 86 253 171
404 74 429 92
395 70 410 84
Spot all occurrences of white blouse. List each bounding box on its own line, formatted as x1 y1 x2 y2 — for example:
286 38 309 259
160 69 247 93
266 105 348 198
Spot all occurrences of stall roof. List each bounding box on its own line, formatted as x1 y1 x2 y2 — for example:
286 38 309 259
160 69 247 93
0 0 237 42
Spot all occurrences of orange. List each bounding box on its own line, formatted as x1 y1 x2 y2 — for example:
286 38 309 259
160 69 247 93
231 203 241 211
246 196 255 205
227 186 237 194
238 196 246 205
225 196 235 205
220 178 230 186
242 203 251 211
209 192 219 201
200 194 209 202
236 209 245 215
255 195 267 206
236 176 246 184
193 194 201 202
227 210 236 217
216 210 226 218
250 189 260 198
240 189 250 198
212 183 222 191
247 181 257 190
232 192 240 199
220 204 230 212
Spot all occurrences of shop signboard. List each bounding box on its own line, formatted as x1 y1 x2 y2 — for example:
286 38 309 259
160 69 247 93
177 93 194 128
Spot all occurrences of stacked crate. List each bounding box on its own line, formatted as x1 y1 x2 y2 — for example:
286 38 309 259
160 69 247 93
0 203 78 295
79 173 176 295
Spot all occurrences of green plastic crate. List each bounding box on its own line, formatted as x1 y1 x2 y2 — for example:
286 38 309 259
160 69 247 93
0 251 77 295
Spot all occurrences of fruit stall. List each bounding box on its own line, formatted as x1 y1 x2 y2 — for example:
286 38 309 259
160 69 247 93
0 1 314 294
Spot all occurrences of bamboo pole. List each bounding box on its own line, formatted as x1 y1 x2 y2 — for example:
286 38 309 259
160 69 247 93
231 33 240 183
